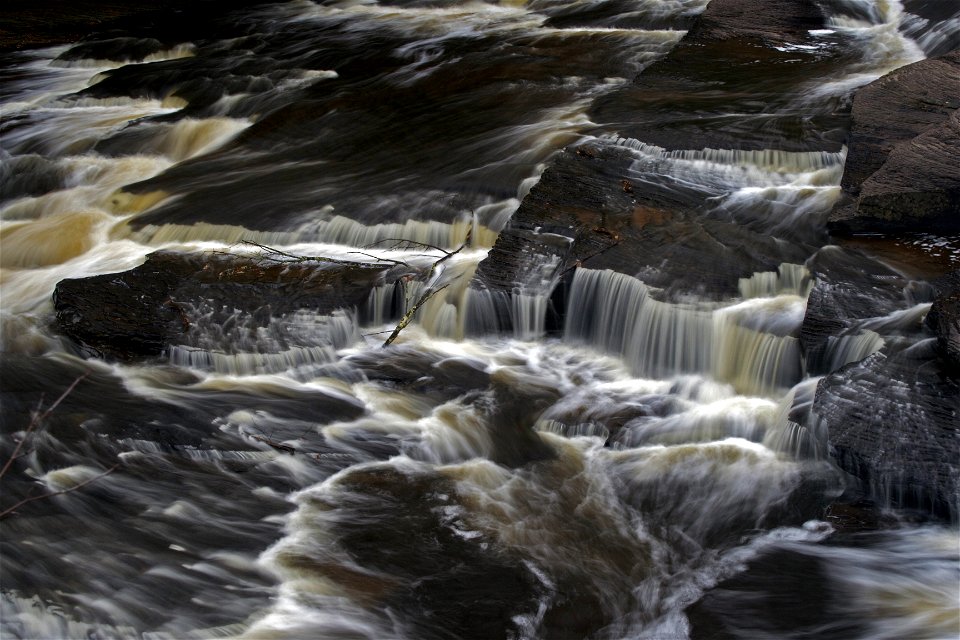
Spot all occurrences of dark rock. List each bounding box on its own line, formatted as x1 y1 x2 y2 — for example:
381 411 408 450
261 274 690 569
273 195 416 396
813 345 960 522
829 51 960 234
799 245 918 374
54 37 166 63
687 547 867 640
471 0 863 325
54 250 389 360
0 0 280 52
471 140 812 328
589 0 851 152
926 270 960 370
321 466 547 640
0 154 66 203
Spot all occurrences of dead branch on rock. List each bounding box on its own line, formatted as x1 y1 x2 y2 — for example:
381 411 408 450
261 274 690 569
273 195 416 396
240 241 408 268
240 227 473 348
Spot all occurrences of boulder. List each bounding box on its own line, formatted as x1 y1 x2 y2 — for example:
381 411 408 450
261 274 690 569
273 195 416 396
54 250 389 360
812 345 959 522
471 0 865 323
829 51 960 233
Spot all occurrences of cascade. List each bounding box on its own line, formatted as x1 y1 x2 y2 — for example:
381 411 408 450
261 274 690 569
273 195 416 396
1 1 956 639
564 269 808 395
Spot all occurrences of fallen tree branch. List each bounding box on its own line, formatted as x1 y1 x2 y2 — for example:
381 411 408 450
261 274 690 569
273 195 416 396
362 238 459 255
382 283 451 347
381 227 472 347
241 241 407 267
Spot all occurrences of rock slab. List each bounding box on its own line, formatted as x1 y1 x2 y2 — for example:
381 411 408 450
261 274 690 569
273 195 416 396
54 251 388 360
829 51 960 233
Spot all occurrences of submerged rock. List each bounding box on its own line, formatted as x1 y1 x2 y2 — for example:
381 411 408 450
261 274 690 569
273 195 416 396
54 250 389 360
829 51 960 234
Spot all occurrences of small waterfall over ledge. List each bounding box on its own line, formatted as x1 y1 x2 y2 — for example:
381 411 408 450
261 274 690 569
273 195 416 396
563 269 809 396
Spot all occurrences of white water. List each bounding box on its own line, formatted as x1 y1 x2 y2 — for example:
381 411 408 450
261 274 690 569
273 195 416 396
1 1 957 639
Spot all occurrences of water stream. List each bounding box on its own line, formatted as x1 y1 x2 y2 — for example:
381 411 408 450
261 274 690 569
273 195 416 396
1 0 958 638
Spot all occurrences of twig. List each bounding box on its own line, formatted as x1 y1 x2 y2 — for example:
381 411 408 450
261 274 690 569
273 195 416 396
0 375 87 481
249 434 297 454
557 237 622 280
0 463 119 520
344 251 409 266
362 238 458 255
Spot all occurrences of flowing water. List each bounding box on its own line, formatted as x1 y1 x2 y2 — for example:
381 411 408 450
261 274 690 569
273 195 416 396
1 1 958 638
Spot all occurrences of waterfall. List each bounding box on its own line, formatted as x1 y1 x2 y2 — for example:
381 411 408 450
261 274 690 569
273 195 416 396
564 268 808 395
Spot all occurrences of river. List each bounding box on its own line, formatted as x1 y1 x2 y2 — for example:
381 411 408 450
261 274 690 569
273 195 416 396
1 0 958 638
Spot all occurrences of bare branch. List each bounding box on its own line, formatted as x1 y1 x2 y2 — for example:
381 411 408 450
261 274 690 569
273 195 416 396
362 238 457 255
382 283 451 347
0 375 87 481
241 241 369 267
344 251 409 266
249 434 296 454
0 463 119 520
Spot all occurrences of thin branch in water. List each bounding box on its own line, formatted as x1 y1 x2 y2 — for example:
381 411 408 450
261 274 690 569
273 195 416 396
0 375 87 481
249 434 297 455
0 463 120 520
241 241 369 267
344 251 409 266
379 228 472 347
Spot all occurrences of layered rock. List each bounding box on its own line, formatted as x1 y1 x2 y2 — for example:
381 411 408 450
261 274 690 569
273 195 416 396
829 51 960 233
588 0 850 152
472 141 809 312
54 251 390 360
799 245 935 374
812 345 959 522
473 0 847 317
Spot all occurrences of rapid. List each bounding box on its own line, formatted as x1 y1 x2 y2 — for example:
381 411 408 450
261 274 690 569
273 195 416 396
1 0 958 638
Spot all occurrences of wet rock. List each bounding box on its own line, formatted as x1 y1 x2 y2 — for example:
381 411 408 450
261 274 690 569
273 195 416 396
829 51 960 234
686 546 867 640
54 250 388 360
0 154 66 202
329 466 547 640
472 140 810 319
0 0 277 52
589 0 851 152
926 271 960 370
799 245 918 374
472 0 853 321
813 345 960 523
